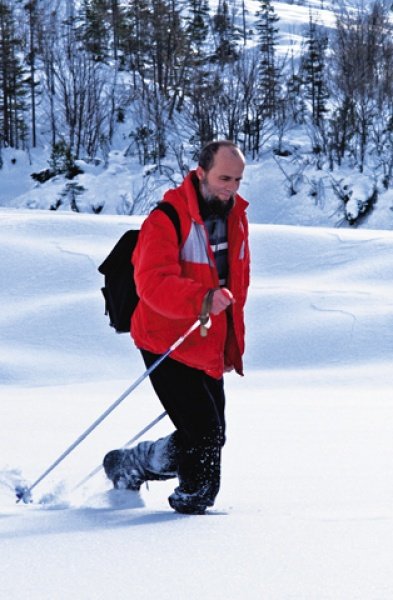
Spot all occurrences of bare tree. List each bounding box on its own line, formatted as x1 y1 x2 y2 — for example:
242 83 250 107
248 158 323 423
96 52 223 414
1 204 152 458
328 1 393 172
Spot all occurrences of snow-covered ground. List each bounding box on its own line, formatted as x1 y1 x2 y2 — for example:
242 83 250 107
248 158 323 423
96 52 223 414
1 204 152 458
1 2 393 597
1 208 393 599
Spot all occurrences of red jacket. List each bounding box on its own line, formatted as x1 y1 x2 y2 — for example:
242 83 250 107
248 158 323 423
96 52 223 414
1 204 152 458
131 170 250 379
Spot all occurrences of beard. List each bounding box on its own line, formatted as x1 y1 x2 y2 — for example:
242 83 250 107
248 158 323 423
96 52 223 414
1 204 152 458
204 195 234 217
199 181 235 218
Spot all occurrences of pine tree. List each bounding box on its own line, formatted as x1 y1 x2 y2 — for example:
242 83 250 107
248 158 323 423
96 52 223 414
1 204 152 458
212 0 240 65
109 0 120 60
23 1 39 147
0 1 28 148
301 12 329 128
80 0 122 62
255 0 280 118
185 0 210 61
80 0 111 62
286 50 306 124
148 0 185 95
240 0 248 45
117 0 151 74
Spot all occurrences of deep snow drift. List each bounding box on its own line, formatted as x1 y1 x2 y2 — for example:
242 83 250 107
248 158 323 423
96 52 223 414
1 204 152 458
1 209 393 599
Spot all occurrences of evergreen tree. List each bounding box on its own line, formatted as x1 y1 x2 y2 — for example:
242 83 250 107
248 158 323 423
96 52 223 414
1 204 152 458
185 0 210 61
148 0 185 95
0 1 28 148
240 0 248 45
80 0 111 62
286 50 306 124
301 13 329 127
187 69 222 146
24 1 40 147
109 0 120 60
211 0 240 65
169 0 213 124
80 0 124 63
255 0 280 118
117 0 150 74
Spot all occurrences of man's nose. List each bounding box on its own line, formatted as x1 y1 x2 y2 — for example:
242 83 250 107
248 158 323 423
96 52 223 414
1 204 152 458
226 180 239 192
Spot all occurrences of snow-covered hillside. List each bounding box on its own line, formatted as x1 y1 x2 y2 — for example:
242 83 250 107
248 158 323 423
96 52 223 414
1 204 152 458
2 140 393 230
1 208 393 599
1 0 393 231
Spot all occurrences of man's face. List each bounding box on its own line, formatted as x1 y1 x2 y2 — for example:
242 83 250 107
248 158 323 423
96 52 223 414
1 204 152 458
196 147 245 203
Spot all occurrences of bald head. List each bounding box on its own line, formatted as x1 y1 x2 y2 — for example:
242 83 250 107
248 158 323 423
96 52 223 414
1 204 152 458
196 141 245 204
198 141 245 173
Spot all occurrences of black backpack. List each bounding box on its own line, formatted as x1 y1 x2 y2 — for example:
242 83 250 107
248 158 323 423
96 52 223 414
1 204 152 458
98 203 181 333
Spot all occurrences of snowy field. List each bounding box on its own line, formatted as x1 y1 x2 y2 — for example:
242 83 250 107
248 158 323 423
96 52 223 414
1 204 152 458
1 208 393 599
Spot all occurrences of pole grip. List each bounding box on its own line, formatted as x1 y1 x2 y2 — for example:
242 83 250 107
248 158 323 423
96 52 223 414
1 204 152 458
199 289 215 337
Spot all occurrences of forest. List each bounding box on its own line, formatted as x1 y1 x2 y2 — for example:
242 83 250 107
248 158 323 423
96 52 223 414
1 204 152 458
1 0 393 199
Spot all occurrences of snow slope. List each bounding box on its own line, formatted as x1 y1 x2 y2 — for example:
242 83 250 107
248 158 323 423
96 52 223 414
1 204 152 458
2 2 393 232
1 208 393 599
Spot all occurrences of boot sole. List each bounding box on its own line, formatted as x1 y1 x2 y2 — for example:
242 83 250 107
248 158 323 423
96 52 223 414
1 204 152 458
168 494 208 515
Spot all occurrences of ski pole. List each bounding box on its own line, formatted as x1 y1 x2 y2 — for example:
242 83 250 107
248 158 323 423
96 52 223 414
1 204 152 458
73 410 168 491
15 318 201 504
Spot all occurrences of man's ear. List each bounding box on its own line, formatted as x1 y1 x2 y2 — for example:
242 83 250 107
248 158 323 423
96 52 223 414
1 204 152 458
195 166 205 181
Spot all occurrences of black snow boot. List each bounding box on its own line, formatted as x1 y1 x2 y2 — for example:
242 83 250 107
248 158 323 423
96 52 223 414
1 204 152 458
103 434 178 491
168 443 221 515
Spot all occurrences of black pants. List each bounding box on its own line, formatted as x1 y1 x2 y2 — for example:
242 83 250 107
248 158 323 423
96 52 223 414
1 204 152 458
141 349 226 498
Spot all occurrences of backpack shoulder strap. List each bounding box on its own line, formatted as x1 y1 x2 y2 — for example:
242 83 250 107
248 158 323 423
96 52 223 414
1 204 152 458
153 202 181 246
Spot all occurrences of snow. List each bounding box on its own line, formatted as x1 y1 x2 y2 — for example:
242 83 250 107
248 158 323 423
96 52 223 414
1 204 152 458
2 1 393 596
3 143 393 231
1 207 393 600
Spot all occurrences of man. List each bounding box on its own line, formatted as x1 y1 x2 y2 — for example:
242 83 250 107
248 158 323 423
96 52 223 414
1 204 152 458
103 140 250 514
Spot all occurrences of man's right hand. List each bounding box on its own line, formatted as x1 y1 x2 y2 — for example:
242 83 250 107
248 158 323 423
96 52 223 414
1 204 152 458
210 288 234 315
